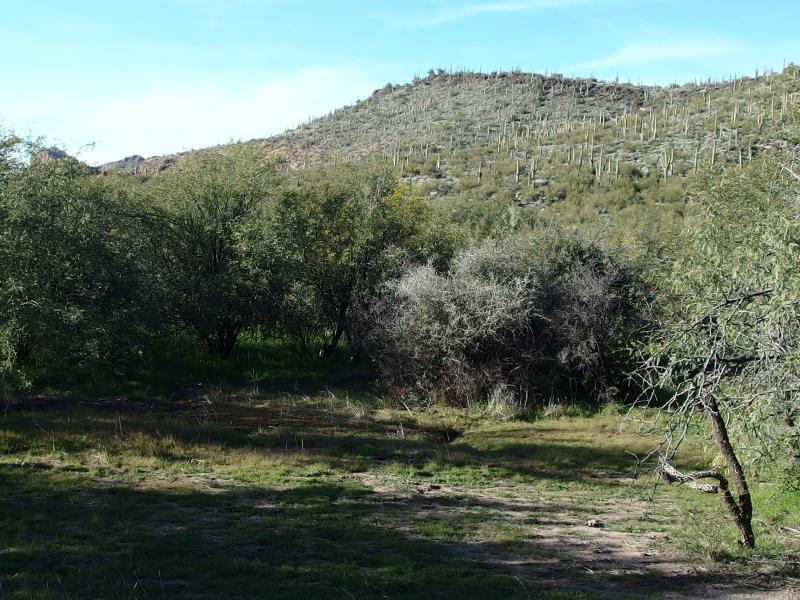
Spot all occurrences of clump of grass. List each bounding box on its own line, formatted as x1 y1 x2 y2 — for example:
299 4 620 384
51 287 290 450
483 384 530 421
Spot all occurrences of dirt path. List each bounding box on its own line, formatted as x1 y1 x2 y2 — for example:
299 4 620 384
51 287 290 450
351 472 797 599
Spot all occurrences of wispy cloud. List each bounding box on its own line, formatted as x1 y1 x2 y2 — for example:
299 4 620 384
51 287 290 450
570 36 738 71
398 0 599 28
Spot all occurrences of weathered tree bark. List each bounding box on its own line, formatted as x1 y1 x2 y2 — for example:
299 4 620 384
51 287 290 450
662 394 755 548
702 392 755 548
660 460 725 494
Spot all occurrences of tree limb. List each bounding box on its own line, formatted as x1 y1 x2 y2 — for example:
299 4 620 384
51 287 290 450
686 289 773 330
659 459 727 494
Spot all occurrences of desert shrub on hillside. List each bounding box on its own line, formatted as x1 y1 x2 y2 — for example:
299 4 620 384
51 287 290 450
365 230 646 407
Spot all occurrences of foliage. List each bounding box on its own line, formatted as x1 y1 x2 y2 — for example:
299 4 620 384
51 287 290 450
276 163 458 357
135 147 285 357
0 136 146 391
638 154 800 547
105 69 800 249
645 157 800 468
366 230 646 406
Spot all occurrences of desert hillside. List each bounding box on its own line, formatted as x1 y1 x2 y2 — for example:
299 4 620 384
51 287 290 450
103 67 800 183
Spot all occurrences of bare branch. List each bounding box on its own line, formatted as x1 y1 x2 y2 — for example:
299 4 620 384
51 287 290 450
659 459 726 494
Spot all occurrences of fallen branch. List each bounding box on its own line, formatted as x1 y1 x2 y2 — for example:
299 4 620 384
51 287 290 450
659 459 727 494
659 457 753 548
778 524 800 537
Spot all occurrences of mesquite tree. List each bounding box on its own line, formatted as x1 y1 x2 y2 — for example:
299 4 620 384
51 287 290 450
639 154 800 548
136 148 285 358
0 136 147 388
276 163 450 358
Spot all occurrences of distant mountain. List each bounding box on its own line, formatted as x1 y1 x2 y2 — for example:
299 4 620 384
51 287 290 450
100 67 800 208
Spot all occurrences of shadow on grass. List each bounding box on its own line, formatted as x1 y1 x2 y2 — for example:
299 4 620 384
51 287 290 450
18 330 378 400
1 392 676 486
0 464 542 599
1 464 785 600
1 403 647 485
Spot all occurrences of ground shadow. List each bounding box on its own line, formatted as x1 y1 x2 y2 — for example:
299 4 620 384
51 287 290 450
1 395 677 486
0 464 789 600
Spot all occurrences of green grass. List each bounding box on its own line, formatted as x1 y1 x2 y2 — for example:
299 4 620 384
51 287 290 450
1 391 797 599
22 331 366 398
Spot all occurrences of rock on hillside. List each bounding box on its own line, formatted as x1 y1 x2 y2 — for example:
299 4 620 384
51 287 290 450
97 154 146 174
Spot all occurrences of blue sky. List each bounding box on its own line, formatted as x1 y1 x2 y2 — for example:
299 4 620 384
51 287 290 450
1 0 797 164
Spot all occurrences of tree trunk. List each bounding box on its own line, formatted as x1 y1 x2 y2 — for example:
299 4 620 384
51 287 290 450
703 393 756 548
204 324 240 359
319 323 344 358
320 303 349 359
344 329 361 363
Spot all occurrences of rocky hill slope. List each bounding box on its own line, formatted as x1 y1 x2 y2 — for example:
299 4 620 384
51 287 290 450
105 67 800 175
101 67 800 229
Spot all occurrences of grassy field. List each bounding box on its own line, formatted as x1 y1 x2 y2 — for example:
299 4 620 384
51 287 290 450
1 385 798 599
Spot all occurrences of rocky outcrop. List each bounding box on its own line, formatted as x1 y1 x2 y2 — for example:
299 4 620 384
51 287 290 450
97 155 145 174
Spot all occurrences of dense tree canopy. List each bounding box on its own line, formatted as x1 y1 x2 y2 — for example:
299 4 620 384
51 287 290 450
275 163 458 357
0 138 145 389
132 148 286 357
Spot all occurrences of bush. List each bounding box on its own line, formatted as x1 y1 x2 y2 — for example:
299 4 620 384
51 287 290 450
135 147 285 358
365 230 645 406
0 138 147 387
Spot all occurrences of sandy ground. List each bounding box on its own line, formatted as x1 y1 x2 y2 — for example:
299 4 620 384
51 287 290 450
352 472 799 599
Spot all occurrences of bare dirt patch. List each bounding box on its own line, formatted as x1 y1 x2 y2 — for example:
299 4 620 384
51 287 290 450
350 472 797 599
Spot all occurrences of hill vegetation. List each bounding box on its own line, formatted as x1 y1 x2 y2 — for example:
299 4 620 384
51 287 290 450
102 66 800 228
108 67 800 176
1 65 799 597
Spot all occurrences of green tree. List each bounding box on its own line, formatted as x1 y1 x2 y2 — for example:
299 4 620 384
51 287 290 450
136 148 285 358
0 136 145 390
640 156 800 548
276 164 453 358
